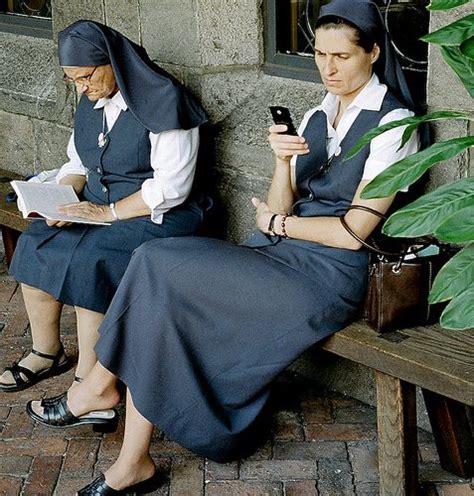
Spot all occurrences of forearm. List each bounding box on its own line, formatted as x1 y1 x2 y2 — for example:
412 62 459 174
58 175 86 195
113 190 151 220
267 158 295 214
274 214 360 250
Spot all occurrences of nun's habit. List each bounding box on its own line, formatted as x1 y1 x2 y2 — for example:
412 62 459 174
94 0 418 461
9 21 208 314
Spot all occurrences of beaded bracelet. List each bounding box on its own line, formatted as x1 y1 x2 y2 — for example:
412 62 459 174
281 213 291 239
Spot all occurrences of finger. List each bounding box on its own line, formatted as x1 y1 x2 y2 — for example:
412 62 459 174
269 133 305 144
46 219 59 227
269 124 291 134
251 197 260 208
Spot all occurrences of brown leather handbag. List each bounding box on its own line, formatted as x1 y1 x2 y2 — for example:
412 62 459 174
340 205 445 333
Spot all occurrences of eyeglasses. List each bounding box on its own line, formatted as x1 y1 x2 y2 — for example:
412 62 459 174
63 66 98 86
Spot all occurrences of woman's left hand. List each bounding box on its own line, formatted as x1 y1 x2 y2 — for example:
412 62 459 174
252 198 275 233
58 201 114 222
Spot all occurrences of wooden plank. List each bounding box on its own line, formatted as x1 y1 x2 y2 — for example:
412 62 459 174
321 321 474 405
423 389 474 478
0 170 30 232
376 372 418 496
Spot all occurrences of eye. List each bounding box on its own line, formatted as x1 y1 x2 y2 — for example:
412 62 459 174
337 54 349 60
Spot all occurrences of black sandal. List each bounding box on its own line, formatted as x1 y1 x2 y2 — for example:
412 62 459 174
0 344 72 392
77 472 162 495
26 393 118 432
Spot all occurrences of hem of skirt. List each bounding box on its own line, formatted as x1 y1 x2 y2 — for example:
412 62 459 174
10 273 110 314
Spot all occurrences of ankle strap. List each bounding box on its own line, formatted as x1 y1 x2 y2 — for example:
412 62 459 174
31 343 64 361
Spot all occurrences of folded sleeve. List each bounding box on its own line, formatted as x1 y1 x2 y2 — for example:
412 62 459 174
141 127 199 224
55 132 87 184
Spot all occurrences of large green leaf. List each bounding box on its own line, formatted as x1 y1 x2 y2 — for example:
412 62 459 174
429 244 474 303
360 136 474 199
345 111 472 161
382 177 474 237
440 287 474 330
422 14 474 45
428 0 471 10
460 36 474 60
441 46 474 98
434 205 474 243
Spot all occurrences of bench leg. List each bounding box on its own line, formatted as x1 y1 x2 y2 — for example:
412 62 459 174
376 371 419 496
422 389 474 478
1 225 20 267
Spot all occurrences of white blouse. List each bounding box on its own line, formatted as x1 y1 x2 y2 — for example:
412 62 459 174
291 74 419 189
56 91 199 224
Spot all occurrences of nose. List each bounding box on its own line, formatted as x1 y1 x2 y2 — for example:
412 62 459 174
75 81 88 94
323 56 337 76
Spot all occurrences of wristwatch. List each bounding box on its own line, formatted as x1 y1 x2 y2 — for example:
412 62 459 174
109 202 119 221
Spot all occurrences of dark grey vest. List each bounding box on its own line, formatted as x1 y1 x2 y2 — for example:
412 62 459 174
293 91 404 218
74 95 154 205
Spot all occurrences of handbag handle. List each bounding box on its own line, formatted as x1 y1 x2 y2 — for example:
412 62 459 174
339 204 426 258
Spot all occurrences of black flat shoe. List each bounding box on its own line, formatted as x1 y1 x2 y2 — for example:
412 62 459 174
26 392 118 433
77 472 162 495
0 344 72 392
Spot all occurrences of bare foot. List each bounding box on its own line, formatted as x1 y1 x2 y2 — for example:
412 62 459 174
0 348 66 386
30 373 120 418
104 455 156 491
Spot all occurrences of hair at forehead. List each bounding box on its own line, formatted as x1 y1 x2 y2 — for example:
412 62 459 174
315 15 379 54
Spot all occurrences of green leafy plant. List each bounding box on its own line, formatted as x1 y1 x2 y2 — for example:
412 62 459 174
347 0 474 330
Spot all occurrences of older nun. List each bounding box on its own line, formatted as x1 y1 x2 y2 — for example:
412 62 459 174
0 21 208 392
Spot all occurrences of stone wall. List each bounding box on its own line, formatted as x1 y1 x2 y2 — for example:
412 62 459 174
0 1 469 428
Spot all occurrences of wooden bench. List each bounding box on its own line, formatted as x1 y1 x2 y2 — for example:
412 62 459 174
0 168 30 265
321 321 474 496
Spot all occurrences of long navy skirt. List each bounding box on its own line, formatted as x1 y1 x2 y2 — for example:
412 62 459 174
95 236 368 461
9 202 203 314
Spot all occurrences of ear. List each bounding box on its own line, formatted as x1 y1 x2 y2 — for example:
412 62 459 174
371 43 381 65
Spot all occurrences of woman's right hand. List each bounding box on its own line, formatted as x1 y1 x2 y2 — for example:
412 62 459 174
268 125 309 163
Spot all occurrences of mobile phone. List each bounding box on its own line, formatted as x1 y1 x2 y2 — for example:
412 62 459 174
269 106 298 136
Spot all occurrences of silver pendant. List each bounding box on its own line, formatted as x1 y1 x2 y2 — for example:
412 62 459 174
98 132 108 148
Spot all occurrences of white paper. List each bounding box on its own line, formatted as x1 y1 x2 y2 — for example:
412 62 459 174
11 181 111 226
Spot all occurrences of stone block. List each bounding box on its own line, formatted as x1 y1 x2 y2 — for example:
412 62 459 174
33 119 71 172
23 456 62 495
52 0 105 36
169 458 204 496
272 411 305 442
0 454 32 476
438 484 474 496
0 33 56 119
140 0 200 67
205 480 282 496
105 0 140 43
284 480 318 496
317 459 354 496
305 422 376 442
240 460 318 481
204 460 239 482
1 405 34 439
273 441 348 461
0 111 35 175
197 0 261 67
347 441 379 484
427 4 474 111
425 119 471 189
62 438 101 478
0 475 22 495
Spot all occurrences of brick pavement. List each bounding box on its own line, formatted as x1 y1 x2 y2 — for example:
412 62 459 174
0 249 472 495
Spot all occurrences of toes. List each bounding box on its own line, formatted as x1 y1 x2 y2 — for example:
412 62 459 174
30 400 44 417
0 371 14 386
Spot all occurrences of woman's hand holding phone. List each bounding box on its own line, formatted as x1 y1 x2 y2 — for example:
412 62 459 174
268 107 309 163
